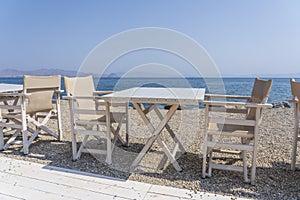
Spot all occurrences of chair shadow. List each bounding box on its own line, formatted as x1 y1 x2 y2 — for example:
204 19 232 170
1 138 300 199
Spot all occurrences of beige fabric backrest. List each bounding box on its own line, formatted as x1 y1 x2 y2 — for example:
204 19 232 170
23 75 61 114
290 78 300 99
64 76 95 110
246 78 272 120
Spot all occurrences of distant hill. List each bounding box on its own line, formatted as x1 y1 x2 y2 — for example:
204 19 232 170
0 69 81 77
0 69 118 78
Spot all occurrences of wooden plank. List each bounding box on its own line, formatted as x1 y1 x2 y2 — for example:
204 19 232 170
73 109 106 115
101 87 205 104
74 130 106 136
209 117 256 126
0 192 23 200
211 164 244 172
0 179 77 200
0 171 129 200
205 94 251 100
76 120 105 126
207 130 254 138
206 141 254 151
0 157 151 193
208 107 247 114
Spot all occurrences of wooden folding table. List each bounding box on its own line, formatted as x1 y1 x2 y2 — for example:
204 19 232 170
101 87 205 172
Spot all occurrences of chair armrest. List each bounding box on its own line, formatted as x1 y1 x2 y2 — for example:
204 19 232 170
205 94 251 100
93 91 113 96
244 102 273 108
62 95 95 100
288 99 298 103
203 100 272 108
203 100 247 107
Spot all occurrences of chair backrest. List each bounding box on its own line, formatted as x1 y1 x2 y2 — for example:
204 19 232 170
246 78 272 120
23 75 61 114
64 75 95 110
290 78 300 100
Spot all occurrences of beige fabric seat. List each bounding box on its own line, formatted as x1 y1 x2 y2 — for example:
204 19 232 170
202 78 272 185
64 76 129 164
0 75 62 154
289 78 300 170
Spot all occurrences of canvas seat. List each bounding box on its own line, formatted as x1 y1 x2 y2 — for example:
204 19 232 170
64 76 129 164
0 75 62 154
289 78 300 170
202 78 272 185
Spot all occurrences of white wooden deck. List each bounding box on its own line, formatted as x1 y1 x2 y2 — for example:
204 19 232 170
0 156 248 200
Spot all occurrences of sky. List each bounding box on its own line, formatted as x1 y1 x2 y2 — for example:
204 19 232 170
0 0 300 77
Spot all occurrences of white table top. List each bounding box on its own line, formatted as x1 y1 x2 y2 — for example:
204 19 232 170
0 83 23 93
101 87 205 104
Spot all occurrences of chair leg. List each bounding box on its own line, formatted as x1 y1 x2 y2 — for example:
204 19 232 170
202 144 207 178
71 127 77 161
56 93 63 141
0 127 4 150
22 129 29 155
106 102 112 165
125 104 129 147
291 125 298 171
250 149 257 185
242 150 249 182
241 138 249 182
208 148 213 177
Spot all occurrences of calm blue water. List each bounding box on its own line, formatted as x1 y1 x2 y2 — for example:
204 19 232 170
0 77 295 104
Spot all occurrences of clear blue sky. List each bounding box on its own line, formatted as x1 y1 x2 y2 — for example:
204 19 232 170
0 0 299 77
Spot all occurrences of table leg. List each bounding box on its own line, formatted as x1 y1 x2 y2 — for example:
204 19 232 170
131 103 182 172
153 106 186 154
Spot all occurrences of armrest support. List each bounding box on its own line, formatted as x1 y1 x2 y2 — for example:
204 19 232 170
55 89 64 94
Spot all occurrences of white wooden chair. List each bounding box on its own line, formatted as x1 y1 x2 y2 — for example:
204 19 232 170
64 76 129 164
0 75 62 154
202 78 272 185
289 78 300 170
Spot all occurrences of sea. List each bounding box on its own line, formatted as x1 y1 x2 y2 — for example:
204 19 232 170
0 77 295 106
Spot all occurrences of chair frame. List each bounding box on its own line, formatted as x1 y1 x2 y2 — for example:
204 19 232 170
289 78 300 170
202 78 272 185
0 76 63 155
63 76 129 164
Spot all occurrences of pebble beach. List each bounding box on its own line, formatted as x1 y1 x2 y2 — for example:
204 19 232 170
1 100 300 200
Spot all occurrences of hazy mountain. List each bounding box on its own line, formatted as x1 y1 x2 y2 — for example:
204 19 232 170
0 68 117 78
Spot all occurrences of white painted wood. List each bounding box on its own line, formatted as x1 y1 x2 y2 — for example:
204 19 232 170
0 181 76 200
291 101 299 171
102 87 205 172
0 192 23 200
101 87 205 104
74 129 106 136
206 141 253 151
211 164 244 172
205 94 251 100
0 157 246 200
0 84 22 93
207 130 254 138
148 184 242 200
209 117 256 126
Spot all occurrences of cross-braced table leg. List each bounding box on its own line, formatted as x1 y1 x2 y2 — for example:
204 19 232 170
131 102 183 172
